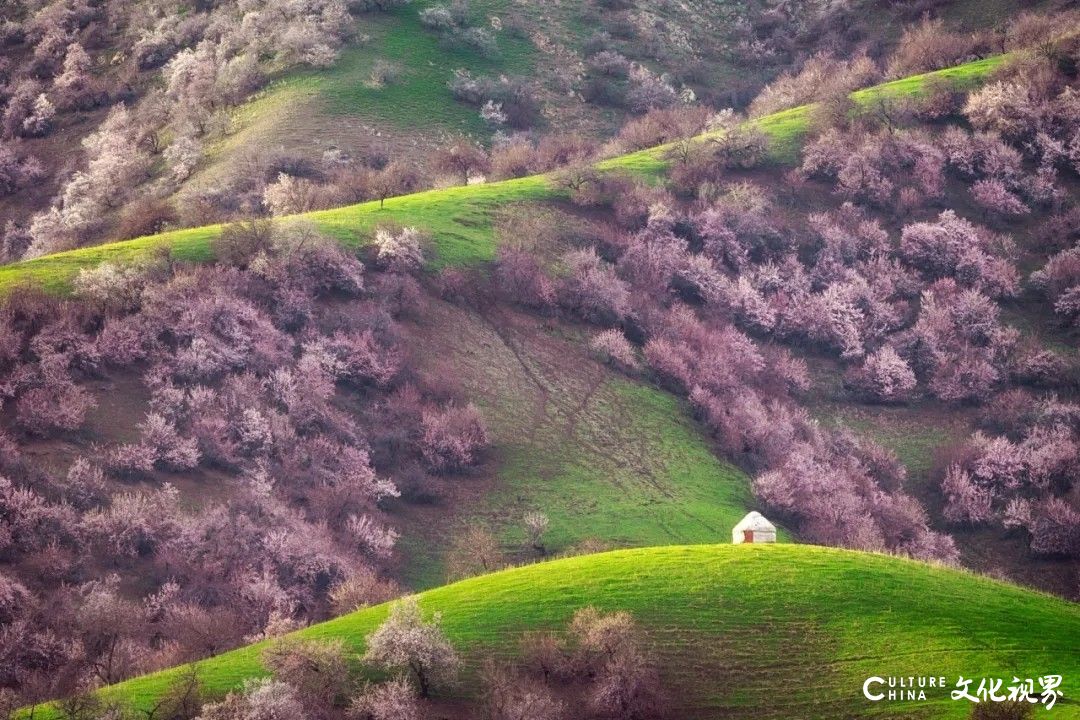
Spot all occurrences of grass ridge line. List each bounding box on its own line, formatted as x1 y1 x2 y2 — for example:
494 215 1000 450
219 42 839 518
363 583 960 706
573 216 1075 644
20 542 1078 719
0 55 1006 295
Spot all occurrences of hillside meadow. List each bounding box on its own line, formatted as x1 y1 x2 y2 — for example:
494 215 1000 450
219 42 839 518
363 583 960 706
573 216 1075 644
22 544 1080 719
395 297 761 587
0 55 1006 295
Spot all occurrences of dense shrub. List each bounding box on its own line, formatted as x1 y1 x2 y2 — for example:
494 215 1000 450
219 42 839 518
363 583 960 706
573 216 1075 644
199 678 308 720
559 248 632 324
420 403 490 472
481 666 565 720
373 226 425 272
211 219 274 268
0 141 43 196
590 329 640 372
706 111 770 170
489 138 538 179
448 70 539 128
750 53 879 117
898 211 1018 298
886 16 982 78
1031 246 1080 327
971 178 1030 217
610 106 712 152
350 677 423 720
939 396 1079 558
494 246 556 309
15 382 96 434
847 346 917 402
0 222 478 697
801 129 945 211
262 638 349 713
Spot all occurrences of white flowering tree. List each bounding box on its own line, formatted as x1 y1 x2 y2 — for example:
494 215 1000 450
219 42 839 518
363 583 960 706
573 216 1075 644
363 596 462 698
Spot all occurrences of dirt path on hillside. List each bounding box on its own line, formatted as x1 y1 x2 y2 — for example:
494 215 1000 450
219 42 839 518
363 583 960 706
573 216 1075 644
390 290 752 588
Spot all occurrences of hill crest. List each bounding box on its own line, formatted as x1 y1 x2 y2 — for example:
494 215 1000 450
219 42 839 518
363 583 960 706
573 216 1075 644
24 543 1080 719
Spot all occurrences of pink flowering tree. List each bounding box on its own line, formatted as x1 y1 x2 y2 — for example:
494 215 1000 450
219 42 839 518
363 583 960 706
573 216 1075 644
420 402 490 473
560 248 632 324
971 178 1029 217
590 329 640 372
848 346 917 402
941 464 994 524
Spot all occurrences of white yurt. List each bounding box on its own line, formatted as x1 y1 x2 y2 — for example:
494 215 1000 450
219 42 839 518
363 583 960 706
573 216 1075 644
732 511 777 544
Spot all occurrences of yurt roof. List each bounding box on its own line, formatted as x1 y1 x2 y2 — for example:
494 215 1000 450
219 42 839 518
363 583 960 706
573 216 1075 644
733 511 776 533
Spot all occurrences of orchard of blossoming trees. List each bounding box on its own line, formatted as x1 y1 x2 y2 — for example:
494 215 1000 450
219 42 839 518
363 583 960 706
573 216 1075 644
508 204 962 563
0 221 492 704
1 4 1080 716
0 0 421 260
479 15 1080 568
0 0 627 265
0 0 879 264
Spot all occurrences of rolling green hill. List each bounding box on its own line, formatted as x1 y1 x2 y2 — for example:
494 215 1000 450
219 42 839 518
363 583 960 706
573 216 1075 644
23 544 1080 719
0 55 1006 295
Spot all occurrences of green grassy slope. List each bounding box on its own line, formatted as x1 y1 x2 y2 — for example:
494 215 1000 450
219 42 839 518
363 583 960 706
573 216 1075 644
25 545 1080 719
602 55 1004 171
256 3 534 134
197 1 536 190
397 301 762 587
489 380 757 552
0 55 1006 294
